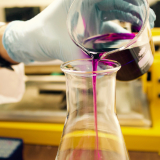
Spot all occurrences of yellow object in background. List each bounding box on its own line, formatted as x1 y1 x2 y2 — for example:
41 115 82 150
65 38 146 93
151 28 160 37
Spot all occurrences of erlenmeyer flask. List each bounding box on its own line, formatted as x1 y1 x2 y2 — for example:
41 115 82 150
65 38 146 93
56 59 129 160
67 0 155 81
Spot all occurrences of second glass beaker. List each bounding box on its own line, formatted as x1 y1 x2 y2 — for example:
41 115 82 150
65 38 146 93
67 0 155 81
56 59 129 160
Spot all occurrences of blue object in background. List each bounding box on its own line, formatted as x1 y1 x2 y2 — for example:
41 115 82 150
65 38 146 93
0 137 23 160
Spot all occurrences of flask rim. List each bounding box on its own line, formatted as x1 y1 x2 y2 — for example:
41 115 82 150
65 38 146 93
61 58 121 75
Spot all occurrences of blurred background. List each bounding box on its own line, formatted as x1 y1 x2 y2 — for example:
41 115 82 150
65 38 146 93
0 0 160 160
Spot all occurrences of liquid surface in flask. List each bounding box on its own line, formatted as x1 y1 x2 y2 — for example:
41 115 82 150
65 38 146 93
57 130 128 160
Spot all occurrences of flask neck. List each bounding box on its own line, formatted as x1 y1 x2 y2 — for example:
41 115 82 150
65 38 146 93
65 72 117 116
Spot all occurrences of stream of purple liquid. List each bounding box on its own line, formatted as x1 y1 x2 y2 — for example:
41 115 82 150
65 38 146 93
92 59 100 160
86 32 142 159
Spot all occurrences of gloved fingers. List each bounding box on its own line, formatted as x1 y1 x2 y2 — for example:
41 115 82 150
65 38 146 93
149 8 156 28
97 0 142 21
115 0 143 20
97 0 140 14
101 10 142 27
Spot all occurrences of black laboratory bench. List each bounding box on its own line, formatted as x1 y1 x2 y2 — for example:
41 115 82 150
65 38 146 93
23 145 160 160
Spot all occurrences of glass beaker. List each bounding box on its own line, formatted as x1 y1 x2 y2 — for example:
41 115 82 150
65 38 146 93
56 59 129 160
67 0 155 81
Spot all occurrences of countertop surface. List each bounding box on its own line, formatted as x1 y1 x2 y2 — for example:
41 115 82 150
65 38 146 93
23 145 160 160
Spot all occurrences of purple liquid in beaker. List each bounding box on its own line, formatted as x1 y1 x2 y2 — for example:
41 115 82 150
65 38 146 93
84 33 154 81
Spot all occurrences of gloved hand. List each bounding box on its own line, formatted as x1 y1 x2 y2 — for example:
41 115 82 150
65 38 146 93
68 0 156 54
2 0 156 64
96 0 156 28
68 0 156 38
2 0 88 64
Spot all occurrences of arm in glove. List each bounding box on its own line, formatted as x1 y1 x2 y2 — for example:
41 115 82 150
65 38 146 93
2 0 88 64
2 0 156 64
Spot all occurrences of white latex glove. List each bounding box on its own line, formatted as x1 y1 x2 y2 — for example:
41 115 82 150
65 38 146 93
2 0 89 64
2 0 156 64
